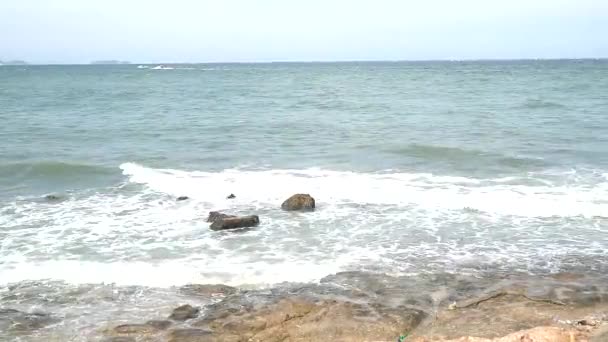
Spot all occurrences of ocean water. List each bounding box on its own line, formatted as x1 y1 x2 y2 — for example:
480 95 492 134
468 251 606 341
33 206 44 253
1 60 608 340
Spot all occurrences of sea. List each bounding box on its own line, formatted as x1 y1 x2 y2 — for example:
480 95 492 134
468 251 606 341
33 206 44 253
1 60 607 340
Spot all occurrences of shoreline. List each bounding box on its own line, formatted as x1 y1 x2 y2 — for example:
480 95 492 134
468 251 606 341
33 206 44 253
2 271 608 341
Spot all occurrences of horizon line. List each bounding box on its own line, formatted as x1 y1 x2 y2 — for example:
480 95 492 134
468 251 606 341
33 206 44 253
2 57 608 66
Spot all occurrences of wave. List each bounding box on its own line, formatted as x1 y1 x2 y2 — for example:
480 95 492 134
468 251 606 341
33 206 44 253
1 162 607 288
120 162 608 218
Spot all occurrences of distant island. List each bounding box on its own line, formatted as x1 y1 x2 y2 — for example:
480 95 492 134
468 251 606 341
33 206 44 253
0 60 28 65
90 60 131 65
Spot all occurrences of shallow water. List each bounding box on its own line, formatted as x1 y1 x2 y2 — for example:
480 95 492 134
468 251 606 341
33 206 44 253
1 60 608 339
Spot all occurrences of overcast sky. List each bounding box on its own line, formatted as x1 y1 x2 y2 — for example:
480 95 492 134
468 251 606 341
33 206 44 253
1 0 607 63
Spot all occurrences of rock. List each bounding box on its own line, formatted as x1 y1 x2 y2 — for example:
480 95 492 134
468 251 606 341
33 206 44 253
0 308 59 332
145 320 172 330
281 194 315 211
180 284 238 297
44 194 63 202
206 211 236 223
411 326 587 341
193 297 425 341
226 193 236 199
114 323 159 334
168 328 213 342
169 304 200 321
104 337 136 342
177 196 189 201
210 215 259 231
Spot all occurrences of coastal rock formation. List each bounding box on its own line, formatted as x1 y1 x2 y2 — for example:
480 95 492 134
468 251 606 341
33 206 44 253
192 297 425 341
210 215 260 231
104 272 608 342
281 194 315 211
411 326 587 342
0 308 59 332
206 211 235 223
169 304 200 321
179 284 238 297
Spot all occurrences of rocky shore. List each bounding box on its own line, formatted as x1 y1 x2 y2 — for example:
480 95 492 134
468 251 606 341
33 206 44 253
97 272 608 342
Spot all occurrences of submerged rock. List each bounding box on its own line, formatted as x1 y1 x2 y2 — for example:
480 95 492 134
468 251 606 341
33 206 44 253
206 211 236 223
44 194 63 202
180 284 238 297
176 196 189 201
210 215 260 231
169 304 200 321
145 320 172 330
114 323 159 334
0 308 59 332
281 194 315 211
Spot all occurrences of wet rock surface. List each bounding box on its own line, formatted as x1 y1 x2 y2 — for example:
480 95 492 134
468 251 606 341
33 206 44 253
206 211 235 223
170 304 200 321
179 284 238 297
0 308 59 333
100 272 608 341
209 215 259 231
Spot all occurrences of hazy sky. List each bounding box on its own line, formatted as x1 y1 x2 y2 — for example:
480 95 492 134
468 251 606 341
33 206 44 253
1 0 607 63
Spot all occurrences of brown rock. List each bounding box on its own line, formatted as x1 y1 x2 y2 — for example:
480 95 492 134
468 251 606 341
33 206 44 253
113 323 158 334
168 328 213 342
411 326 586 341
209 215 259 231
194 297 425 341
206 211 235 223
104 337 136 342
281 194 315 211
170 304 200 321
145 320 172 330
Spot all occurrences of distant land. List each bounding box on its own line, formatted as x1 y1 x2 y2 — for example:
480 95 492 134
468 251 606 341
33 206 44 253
0 60 28 65
90 60 131 65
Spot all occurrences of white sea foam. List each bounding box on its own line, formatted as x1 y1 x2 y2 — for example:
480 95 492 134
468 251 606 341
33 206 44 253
120 162 608 218
1 163 607 288
151 65 175 70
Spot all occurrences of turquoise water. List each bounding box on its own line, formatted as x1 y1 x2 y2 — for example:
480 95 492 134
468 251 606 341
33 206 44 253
1 61 608 340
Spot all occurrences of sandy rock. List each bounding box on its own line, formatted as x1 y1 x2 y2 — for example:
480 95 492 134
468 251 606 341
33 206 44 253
194 297 425 342
411 326 586 341
168 328 213 342
281 194 315 211
114 323 159 334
